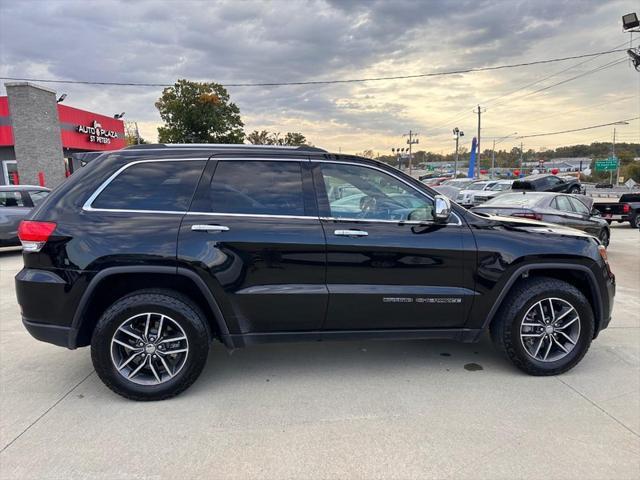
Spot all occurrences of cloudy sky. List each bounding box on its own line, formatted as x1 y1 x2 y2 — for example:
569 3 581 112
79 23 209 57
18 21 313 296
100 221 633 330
1 0 639 154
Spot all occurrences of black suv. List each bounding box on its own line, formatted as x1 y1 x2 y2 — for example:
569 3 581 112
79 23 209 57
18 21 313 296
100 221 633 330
512 174 582 194
16 145 615 400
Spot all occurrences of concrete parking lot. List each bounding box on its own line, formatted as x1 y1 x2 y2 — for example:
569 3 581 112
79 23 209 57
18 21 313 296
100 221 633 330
1 225 638 480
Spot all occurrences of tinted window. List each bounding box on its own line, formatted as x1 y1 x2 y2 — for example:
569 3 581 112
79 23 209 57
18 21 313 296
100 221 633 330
207 161 305 216
93 160 205 211
320 163 433 221
0 191 25 207
28 190 49 206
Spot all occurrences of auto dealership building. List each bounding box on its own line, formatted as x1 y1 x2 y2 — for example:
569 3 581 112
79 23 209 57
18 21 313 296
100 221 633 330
0 82 125 187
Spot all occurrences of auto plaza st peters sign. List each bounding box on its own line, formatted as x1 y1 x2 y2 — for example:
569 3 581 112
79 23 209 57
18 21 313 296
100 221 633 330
77 120 119 144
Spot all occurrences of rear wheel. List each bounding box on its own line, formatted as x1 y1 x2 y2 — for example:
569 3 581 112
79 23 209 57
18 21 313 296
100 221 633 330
568 186 581 194
490 277 594 376
91 290 210 401
630 213 640 229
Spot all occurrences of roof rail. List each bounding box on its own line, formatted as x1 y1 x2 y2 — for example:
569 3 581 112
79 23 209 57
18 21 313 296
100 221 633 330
123 143 327 152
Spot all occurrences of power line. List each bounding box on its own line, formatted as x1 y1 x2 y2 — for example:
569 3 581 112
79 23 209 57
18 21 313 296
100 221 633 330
483 40 633 108
422 41 635 136
0 48 630 88
516 117 639 139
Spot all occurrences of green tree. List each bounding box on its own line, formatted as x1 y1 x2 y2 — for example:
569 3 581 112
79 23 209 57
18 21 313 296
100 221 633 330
245 130 309 146
155 79 244 144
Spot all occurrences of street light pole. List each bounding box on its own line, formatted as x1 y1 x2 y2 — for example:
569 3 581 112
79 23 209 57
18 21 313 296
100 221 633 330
403 130 419 177
453 128 464 179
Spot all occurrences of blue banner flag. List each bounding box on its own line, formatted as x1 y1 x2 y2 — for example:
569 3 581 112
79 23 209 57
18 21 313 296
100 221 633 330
467 137 477 178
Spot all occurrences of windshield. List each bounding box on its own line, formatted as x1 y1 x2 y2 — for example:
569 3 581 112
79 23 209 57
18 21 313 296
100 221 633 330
483 192 547 207
444 179 474 188
489 182 512 191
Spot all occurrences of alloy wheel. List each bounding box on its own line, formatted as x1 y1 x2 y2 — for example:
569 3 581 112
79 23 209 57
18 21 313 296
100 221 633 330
110 312 189 385
519 298 581 362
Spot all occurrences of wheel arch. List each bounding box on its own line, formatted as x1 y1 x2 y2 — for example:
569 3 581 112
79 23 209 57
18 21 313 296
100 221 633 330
483 263 603 337
70 266 231 349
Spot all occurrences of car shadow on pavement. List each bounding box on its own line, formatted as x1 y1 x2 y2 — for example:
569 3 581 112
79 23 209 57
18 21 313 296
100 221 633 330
188 334 515 395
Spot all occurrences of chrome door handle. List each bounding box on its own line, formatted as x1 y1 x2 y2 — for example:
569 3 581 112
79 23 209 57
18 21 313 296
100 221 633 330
191 224 230 233
334 229 368 237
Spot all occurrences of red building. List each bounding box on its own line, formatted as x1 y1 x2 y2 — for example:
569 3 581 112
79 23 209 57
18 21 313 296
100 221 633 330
0 83 126 186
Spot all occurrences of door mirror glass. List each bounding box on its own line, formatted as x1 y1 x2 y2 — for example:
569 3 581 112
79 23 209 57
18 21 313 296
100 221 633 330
591 208 601 217
434 195 451 222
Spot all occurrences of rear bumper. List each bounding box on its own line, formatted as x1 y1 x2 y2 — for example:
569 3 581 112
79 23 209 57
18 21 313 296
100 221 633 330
15 268 85 349
22 318 73 348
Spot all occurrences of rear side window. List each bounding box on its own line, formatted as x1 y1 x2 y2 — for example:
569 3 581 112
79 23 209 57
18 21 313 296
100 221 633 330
0 191 25 207
205 160 305 216
92 160 205 211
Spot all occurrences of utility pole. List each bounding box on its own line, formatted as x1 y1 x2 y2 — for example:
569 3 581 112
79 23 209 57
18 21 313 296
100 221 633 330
403 130 419 177
473 105 485 178
491 139 496 179
612 128 616 185
519 141 524 173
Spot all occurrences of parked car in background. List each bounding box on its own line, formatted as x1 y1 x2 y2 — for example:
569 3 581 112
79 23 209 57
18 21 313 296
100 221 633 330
471 180 514 206
0 185 51 247
512 174 582 194
432 184 459 201
456 180 498 207
592 193 640 228
472 191 610 246
420 176 450 186
441 178 475 190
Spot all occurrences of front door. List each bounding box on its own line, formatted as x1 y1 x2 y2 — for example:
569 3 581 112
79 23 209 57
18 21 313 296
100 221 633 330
178 157 327 335
314 161 474 331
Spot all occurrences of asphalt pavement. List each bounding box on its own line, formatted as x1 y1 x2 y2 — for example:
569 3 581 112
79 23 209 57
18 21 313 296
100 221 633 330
1 225 638 479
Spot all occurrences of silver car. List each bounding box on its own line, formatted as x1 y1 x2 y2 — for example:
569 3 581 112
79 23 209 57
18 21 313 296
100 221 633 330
0 185 51 247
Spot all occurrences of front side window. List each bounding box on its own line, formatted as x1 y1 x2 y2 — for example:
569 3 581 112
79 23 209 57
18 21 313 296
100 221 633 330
320 163 433 221
0 191 25 207
553 195 574 212
207 160 305 216
92 160 206 211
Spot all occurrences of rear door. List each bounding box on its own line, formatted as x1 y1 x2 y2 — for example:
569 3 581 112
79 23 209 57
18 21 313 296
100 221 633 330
313 160 474 331
177 157 327 335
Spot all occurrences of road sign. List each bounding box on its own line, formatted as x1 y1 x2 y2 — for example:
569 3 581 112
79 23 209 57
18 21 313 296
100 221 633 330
625 178 637 189
594 157 618 171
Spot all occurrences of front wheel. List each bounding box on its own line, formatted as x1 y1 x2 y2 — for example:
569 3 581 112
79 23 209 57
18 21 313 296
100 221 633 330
630 213 640 229
91 290 210 401
490 277 594 376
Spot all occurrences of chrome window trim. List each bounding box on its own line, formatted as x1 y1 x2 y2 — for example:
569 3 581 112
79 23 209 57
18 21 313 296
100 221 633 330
82 158 209 213
312 159 463 226
186 212 316 220
82 156 463 226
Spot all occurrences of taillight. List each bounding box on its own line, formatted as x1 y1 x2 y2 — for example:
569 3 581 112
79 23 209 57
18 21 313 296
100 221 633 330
622 203 630 214
17 221 57 252
512 212 543 221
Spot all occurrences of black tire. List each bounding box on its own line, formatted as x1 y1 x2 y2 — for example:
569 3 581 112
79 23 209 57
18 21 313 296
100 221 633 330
568 186 580 194
598 228 610 247
630 213 640 229
490 277 594 376
91 289 210 401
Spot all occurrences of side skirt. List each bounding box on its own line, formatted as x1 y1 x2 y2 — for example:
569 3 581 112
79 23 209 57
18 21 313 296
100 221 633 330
223 328 484 348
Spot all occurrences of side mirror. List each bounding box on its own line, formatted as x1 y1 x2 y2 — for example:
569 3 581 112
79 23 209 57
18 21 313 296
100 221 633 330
434 195 451 223
591 208 601 217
